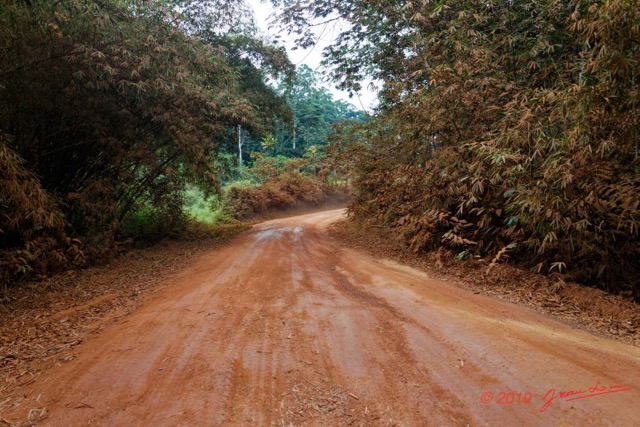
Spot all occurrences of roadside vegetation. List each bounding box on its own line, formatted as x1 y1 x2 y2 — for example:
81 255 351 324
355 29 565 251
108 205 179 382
2 0 638 301
0 0 363 295
274 0 639 300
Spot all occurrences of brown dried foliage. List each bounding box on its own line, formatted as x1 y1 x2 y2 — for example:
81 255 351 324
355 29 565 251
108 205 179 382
225 172 327 220
346 0 639 297
0 135 72 295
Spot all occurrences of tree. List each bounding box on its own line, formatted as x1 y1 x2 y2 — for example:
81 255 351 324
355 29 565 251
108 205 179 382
0 0 292 284
275 64 365 156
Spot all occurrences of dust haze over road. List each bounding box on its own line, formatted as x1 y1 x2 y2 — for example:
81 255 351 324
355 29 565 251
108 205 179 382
13 209 640 426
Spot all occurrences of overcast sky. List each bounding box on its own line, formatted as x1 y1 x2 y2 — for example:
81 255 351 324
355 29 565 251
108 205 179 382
246 0 377 111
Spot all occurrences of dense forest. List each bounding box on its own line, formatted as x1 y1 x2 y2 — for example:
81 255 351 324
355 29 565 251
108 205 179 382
1 0 639 299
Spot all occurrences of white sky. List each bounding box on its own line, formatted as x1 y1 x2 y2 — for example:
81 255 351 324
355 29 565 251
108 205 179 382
246 0 378 112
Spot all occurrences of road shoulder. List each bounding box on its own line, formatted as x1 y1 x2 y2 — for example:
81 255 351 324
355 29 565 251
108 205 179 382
328 218 640 348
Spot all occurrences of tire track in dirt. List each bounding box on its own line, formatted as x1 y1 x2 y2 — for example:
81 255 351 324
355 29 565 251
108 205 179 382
289 234 471 425
4 209 640 426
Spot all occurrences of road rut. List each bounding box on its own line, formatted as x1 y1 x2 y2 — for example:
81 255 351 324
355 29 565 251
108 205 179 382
13 209 640 426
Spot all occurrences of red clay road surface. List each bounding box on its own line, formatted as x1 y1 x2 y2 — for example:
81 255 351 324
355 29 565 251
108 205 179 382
10 209 640 426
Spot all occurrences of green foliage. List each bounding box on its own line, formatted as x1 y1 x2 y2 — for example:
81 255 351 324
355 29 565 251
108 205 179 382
277 0 640 296
274 65 367 156
183 186 227 224
261 134 278 154
121 203 189 240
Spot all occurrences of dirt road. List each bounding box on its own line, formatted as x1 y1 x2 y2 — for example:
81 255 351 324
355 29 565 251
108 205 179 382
11 209 640 426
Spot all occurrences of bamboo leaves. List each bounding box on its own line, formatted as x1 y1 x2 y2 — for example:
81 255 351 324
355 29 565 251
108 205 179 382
296 0 640 296
0 0 292 285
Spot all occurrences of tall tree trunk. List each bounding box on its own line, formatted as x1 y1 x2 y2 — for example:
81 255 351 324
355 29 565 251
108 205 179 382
237 124 243 168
